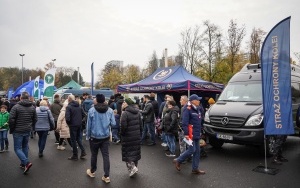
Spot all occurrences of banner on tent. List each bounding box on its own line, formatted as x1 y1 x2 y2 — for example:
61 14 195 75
261 16 293 135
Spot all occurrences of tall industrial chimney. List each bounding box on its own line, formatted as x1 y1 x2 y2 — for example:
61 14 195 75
164 48 168 67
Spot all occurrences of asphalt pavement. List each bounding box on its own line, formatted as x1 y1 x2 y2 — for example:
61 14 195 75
0 133 300 188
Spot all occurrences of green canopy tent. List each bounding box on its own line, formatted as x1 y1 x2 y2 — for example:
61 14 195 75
57 80 82 90
54 80 82 99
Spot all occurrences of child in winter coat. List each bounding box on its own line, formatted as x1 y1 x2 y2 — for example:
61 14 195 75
0 105 9 152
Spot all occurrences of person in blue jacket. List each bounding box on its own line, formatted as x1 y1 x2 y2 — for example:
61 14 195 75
85 94 116 184
173 94 205 175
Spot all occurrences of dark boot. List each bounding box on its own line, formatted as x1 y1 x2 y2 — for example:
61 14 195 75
173 159 181 171
272 156 282 165
278 155 288 162
68 156 78 161
80 151 87 159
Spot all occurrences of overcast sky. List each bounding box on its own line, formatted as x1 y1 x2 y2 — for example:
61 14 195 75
0 0 299 83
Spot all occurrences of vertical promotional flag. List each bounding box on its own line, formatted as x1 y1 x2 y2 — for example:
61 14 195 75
43 68 56 104
91 62 94 96
261 16 293 135
33 76 40 100
7 87 13 100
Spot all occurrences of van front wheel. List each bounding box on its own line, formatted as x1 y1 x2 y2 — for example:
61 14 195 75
258 136 275 157
208 136 224 149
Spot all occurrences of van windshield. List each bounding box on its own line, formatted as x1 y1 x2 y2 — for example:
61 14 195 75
218 82 262 102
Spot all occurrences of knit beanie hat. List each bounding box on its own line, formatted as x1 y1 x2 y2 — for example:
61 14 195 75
125 98 134 105
96 94 105 103
208 98 215 105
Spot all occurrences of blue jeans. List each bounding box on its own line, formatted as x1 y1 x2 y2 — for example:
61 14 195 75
36 131 48 154
165 134 176 154
141 122 156 144
176 139 200 170
69 126 85 157
0 130 8 150
89 137 110 177
161 131 167 143
112 128 119 141
13 132 30 165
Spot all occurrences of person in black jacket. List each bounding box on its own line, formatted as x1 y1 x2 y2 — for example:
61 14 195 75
140 95 156 146
149 93 159 119
65 94 86 161
50 94 63 144
108 95 117 110
116 96 125 116
120 98 142 177
163 100 179 157
9 92 37 174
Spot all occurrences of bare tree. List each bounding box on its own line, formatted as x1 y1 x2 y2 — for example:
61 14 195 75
198 20 223 81
178 26 202 74
227 19 246 73
248 28 266 64
44 62 56 71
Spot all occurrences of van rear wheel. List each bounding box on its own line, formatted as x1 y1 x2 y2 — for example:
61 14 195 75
208 136 224 149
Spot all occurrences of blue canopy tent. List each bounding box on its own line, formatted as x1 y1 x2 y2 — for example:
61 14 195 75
117 65 224 104
12 79 56 99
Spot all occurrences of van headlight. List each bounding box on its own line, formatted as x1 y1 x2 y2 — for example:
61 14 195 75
204 111 210 123
245 114 263 126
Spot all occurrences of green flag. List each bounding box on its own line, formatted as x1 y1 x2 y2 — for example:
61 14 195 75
43 68 56 104
33 76 40 100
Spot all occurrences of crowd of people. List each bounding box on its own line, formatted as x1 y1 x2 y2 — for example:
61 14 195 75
0 92 215 181
3 91 290 185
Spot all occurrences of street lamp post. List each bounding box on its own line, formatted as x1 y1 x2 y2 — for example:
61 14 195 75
19 54 25 84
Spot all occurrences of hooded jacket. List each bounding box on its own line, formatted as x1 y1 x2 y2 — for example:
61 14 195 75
86 103 116 140
9 100 37 134
65 101 85 127
140 101 154 123
50 99 63 121
120 105 142 162
35 106 55 131
163 106 180 135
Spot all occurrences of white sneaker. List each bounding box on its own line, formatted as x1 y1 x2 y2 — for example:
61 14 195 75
161 143 167 147
166 153 176 157
86 169 95 178
102 176 110 183
57 145 66 150
129 166 138 177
